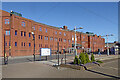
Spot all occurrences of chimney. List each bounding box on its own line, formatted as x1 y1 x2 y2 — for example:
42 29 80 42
63 26 67 30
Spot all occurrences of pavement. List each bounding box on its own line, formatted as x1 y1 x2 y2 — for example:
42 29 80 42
1 53 120 78
2 57 120 78
35 54 119 66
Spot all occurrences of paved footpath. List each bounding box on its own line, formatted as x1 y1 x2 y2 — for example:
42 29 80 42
36 54 119 66
1 54 120 78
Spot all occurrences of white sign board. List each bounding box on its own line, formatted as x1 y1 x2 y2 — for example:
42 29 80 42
40 48 51 56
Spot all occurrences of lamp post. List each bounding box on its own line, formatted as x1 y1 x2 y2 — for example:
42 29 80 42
102 34 114 56
31 32 35 61
74 26 83 56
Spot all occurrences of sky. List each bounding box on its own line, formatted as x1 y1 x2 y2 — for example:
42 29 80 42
2 2 118 43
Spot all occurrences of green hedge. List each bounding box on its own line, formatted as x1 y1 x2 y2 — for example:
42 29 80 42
73 52 102 65
79 53 86 64
91 53 95 62
73 55 80 65
85 53 90 63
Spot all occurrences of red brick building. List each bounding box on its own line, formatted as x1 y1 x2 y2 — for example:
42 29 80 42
1 10 105 57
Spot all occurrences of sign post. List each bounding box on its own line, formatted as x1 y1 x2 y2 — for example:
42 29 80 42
40 48 51 61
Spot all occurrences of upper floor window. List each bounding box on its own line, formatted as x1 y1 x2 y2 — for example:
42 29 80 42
39 35 40 39
55 31 57 34
50 37 53 41
15 30 17 35
29 43 31 47
46 29 47 33
63 39 66 42
59 38 61 41
21 31 23 36
5 30 10 35
29 33 31 37
68 40 71 43
21 42 23 46
39 27 42 31
72 35 74 38
24 32 26 36
83 36 85 39
64 33 66 36
24 43 25 46
15 42 17 46
5 42 7 46
59 32 61 35
22 21 25 27
33 26 35 30
41 35 43 39
45 36 48 40
55 38 58 41
5 19 9 24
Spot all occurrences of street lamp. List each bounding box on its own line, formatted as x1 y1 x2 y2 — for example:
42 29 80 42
73 26 83 56
102 34 114 56
31 32 35 61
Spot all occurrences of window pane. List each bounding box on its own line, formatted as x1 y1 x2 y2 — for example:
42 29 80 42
6 31 10 35
29 33 31 37
22 21 25 27
29 43 31 47
15 30 17 35
39 27 42 31
5 19 9 24
46 29 47 33
15 42 17 46
24 32 26 36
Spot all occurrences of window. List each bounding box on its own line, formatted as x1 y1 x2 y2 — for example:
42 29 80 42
55 31 57 34
68 40 71 43
22 21 25 27
33 26 35 30
61 38 62 41
82 41 85 43
15 42 17 46
46 29 47 33
72 35 74 38
39 35 40 39
24 32 26 36
5 31 10 35
83 36 85 39
55 38 57 41
59 38 61 41
59 32 61 35
21 31 23 36
41 44 42 47
45 36 48 40
64 39 66 42
64 33 66 36
15 30 17 35
39 27 42 31
29 43 31 47
29 33 31 37
41 35 42 39
5 42 7 46
21 42 23 46
5 19 9 24
50 37 53 41
24 43 25 46
9 42 10 46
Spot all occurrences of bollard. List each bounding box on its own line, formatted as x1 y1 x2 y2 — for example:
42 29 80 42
61 58 63 64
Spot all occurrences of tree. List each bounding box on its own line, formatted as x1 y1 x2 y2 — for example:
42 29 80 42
74 55 80 65
79 52 86 64
91 53 95 62
85 53 90 63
